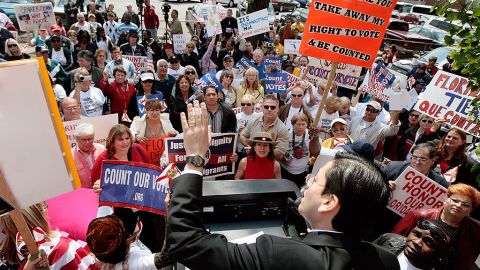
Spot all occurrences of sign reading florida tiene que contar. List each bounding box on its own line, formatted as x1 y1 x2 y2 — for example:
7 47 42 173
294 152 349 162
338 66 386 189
300 0 398 67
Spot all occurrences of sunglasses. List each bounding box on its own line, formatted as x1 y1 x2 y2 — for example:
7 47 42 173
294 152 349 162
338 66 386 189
421 119 434 123
142 80 154 83
366 108 379 113
187 46 194 49
185 71 195 75
241 103 252 107
52 39 61 43
224 59 233 63
225 74 233 78
263 105 277 110
416 220 449 244
332 127 346 133
291 94 303 98
7 44 18 48
410 114 420 118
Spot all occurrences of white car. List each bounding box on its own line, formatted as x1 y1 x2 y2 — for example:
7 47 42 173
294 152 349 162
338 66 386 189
216 0 240 8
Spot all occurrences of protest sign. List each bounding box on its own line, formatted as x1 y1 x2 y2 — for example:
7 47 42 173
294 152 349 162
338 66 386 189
388 166 447 217
206 4 222 36
234 55 255 77
14 3 55 31
165 133 237 178
264 56 282 70
413 71 480 135
123 55 148 77
172 34 186 54
304 58 362 90
99 161 168 215
238 9 269 38
140 136 169 166
358 62 396 102
300 0 397 67
137 94 164 117
63 114 118 148
194 71 224 91
265 72 288 94
284 39 302 54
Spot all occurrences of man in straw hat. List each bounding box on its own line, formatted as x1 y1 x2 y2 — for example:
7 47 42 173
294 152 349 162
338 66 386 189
154 100 399 270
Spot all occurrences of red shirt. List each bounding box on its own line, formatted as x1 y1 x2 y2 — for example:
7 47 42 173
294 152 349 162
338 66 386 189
243 156 275 180
143 5 159 29
100 80 137 121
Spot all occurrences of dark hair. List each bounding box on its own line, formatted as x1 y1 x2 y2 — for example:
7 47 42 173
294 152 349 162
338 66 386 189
324 152 390 239
175 75 193 97
113 66 127 77
411 142 437 160
77 29 91 42
248 142 275 160
142 30 151 38
263 93 279 105
202 85 218 95
436 128 467 161
77 50 94 62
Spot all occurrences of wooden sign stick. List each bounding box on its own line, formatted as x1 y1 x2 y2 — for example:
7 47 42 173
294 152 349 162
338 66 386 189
312 62 339 128
0 170 48 269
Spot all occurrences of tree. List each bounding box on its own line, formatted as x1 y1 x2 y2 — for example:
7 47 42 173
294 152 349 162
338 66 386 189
435 1 480 186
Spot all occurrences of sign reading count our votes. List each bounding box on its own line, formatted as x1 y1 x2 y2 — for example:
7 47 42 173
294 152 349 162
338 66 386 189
300 0 398 67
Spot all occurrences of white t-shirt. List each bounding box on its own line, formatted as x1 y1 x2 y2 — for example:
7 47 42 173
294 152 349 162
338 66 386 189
70 86 106 117
236 112 260 152
284 106 302 131
51 49 67 65
397 251 422 270
53 84 67 100
167 66 185 80
318 110 339 140
281 131 310 175
113 240 156 270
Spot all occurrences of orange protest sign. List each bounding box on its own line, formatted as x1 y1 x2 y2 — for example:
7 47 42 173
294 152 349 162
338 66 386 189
300 0 397 67
141 136 169 166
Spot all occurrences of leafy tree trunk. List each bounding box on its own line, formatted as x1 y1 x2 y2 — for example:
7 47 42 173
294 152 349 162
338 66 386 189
246 0 270 49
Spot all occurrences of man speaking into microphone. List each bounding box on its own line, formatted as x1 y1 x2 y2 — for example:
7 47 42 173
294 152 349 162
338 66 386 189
156 101 399 270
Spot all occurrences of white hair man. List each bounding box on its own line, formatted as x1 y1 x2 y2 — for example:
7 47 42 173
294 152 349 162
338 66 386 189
71 123 106 188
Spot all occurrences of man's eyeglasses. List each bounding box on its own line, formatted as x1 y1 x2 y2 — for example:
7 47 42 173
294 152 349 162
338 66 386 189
241 103 252 107
365 108 379 113
291 94 303 98
416 220 449 244
63 106 80 112
332 127 346 133
305 174 325 188
421 119 434 123
411 155 428 163
263 105 277 110
448 197 472 208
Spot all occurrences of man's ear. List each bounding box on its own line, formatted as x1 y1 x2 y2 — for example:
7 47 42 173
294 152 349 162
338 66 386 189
318 194 340 213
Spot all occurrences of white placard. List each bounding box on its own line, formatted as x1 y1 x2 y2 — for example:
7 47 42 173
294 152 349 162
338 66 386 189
0 60 74 208
284 39 301 54
238 9 269 39
122 55 148 77
63 114 118 148
305 58 362 90
14 3 56 31
173 34 186 54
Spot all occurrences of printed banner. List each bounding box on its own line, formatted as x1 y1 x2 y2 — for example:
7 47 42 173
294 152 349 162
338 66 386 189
304 58 362 90
234 55 255 76
265 72 288 94
264 56 282 70
358 62 396 102
137 94 164 117
99 161 168 215
14 3 55 31
387 166 447 217
63 114 118 148
172 34 186 54
123 55 148 77
284 39 302 54
238 9 270 38
194 71 224 91
300 0 397 67
140 136 169 166
165 133 237 178
413 71 480 135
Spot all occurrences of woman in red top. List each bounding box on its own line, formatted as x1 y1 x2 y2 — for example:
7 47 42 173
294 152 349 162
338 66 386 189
235 132 281 180
100 66 137 124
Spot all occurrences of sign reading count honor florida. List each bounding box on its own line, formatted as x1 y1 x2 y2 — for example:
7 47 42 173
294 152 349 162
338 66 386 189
300 0 398 67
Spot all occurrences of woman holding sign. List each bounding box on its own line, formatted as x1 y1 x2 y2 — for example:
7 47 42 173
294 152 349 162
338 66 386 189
130 99 177 144
91 125 166 253
236 67 264 107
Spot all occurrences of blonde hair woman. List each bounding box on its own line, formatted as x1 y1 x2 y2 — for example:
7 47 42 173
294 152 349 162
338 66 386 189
236 67 264 107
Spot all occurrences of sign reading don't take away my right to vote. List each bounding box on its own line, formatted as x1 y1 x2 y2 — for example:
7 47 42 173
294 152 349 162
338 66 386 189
300 0 397 67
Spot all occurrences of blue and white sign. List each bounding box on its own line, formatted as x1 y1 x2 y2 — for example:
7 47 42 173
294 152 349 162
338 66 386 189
265 72 288 94
238 8 269 39
264 56 282 70
194 72 224 91
137 93 163 117
99 161 168 215
284 39 301 54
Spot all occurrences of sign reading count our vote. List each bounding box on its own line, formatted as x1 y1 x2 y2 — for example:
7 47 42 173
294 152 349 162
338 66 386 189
99 161 168 215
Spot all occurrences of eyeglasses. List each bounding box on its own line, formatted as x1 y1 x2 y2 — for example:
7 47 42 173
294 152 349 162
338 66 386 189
241 103 252 107
411 155 428 163
332 127 346 133
421 119 434 123
225 74 233 78
185 71 195 75
305 174 325 188
7 44 18 48
416 220 448 244
448 197 472 208
187 46 194 49
63 105 80 112
365 108 379 113
291 94 303 98
142 80 154 83
224 59 233 63
410 114 420 118
263 105 277 110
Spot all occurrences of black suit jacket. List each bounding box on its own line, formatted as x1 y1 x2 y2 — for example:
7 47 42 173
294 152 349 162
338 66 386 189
217 48 242 69
165 173 400 270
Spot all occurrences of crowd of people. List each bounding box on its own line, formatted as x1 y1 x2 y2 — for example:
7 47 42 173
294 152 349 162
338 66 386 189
0 1 480 269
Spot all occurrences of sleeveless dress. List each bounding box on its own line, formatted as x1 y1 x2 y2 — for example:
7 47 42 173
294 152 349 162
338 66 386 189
243 155 275 180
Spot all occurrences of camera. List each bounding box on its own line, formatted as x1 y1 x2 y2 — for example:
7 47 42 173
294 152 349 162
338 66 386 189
77 75 92 82
161 3 171 21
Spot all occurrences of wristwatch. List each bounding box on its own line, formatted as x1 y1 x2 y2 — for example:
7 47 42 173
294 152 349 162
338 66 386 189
185 150 210 167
